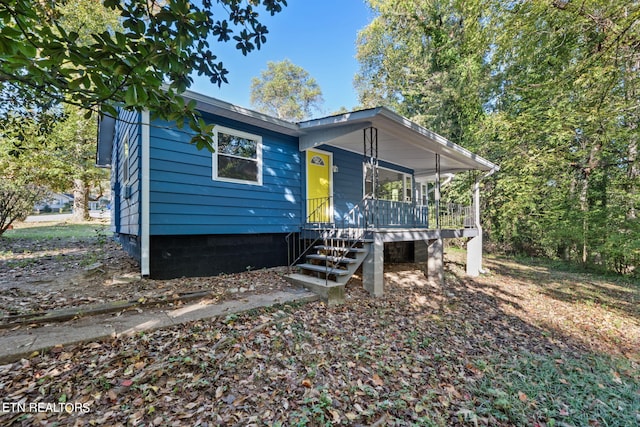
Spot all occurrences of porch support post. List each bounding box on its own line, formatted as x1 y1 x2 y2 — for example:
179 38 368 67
466 175 482 276
426 235 444 285
362 233 384 297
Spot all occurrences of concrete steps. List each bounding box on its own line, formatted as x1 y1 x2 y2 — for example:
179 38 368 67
285 236 370 305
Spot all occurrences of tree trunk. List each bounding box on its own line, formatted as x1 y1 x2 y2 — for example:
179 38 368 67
628 134 638 220
579 141 602 265
71 178 90 222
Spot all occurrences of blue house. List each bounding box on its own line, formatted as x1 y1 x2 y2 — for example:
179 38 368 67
98 91 498 304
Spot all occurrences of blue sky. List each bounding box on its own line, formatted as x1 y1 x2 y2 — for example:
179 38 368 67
190 0 374 116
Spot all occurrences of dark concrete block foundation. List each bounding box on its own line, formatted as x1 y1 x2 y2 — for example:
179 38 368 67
384 241 415 263
148 233 289 279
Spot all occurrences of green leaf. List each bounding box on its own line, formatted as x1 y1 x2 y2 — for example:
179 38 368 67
125 85 138 105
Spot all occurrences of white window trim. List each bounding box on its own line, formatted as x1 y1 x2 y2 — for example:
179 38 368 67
363 163 413 203
419 182 429 206
122 132 131 185
212 125 263 186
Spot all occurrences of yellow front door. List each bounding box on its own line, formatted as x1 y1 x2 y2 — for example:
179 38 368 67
306 150 332 223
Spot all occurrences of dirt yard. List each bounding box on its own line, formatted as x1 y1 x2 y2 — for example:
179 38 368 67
0 222 295 319
0 221 638 426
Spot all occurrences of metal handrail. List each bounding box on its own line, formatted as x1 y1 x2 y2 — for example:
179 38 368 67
327 196 373 280
305 197 333 224
286 196 476 274
286 197 333 271
286 195 371 276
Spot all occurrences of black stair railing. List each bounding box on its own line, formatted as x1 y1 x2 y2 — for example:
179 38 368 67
286 197 334 270
326 195 374 279
286 195 374 280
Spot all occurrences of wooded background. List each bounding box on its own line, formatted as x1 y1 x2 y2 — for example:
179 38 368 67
355 0 639 275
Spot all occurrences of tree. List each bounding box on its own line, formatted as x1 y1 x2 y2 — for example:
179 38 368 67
482 0 640 272
1 0 117 223
250 59 324 121
0 0 288 150
355 0 488 146
355 0 640 275
0 181 46 236
0 106 59 235
0 87 109 224
50 105 109 221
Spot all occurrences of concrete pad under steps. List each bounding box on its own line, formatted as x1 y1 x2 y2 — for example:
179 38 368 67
284 273 345 306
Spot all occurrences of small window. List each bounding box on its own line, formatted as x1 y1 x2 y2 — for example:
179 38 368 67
122 133 130 183
213 126 262 185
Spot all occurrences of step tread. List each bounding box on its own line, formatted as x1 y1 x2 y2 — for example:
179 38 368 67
297 263 351 276
285 273 343 288
313 245 369 253
306 254 358 264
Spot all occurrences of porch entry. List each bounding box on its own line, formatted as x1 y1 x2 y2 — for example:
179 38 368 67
305 149 333 223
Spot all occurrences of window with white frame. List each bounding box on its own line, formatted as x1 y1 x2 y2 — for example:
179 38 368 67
212 126 262 185
122 132 130 183
420 183 428 206
364 164 413 202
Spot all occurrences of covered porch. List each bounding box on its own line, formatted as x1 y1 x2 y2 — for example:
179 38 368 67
286 107 498 304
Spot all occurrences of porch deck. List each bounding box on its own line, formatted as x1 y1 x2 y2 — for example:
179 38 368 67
285 197 481 305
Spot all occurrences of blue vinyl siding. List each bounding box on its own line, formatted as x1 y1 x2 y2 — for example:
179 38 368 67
316 146 414 222
321 147 363 220
113 110 141 236
148 113 302 235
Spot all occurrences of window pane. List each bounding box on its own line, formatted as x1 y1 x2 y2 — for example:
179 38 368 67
218 155 258 182
218 132 257 159
378 169 403 201
364 164 373 196
123 135 130 181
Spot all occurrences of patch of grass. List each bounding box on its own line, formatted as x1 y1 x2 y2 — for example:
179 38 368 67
467 351 640 426
3 223 109 240
516 255 639 286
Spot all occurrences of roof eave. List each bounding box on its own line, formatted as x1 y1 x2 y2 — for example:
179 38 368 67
181 90 301 136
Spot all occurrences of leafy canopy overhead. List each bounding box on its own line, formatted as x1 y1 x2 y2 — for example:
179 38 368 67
0 0 288 150
250 59 324 121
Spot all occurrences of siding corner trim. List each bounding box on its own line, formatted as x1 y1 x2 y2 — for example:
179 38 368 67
141 110 150 276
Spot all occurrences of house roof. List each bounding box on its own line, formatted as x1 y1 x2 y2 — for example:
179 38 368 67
183 91 300 136
183 91 499 178
298 107 499 178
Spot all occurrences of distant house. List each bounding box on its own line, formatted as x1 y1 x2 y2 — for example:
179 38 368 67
88 196 110 211
97 91 498 303
34 193 73 213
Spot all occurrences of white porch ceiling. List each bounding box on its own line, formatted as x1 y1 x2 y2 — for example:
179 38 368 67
299 107 498 179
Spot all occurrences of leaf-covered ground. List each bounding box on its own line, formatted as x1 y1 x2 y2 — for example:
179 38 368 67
0 247 638 426
0 224 293 318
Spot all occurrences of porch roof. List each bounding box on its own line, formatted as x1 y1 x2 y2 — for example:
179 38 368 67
298 107 499 178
